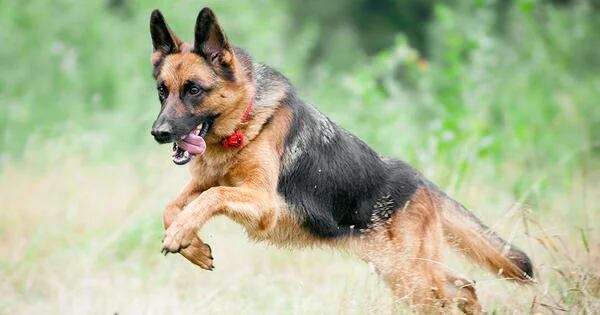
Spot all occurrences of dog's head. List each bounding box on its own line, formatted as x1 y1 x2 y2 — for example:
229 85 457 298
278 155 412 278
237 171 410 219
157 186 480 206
149 8 250 164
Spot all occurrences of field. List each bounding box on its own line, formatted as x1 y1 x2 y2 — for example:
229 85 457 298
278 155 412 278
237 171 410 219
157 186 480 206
1 0 599 314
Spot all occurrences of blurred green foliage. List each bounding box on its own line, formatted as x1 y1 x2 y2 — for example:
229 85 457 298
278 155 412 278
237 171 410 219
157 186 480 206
0 0 598 200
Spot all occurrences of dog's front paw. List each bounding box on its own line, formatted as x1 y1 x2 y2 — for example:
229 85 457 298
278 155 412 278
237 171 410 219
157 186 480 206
162 219 197 254
181 238 214 270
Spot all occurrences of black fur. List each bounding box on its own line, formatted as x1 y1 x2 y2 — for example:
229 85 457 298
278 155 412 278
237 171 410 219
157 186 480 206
272 85 424 238
150 10 178 55
152 60 163 79
193 8 235 81
511 247 534 278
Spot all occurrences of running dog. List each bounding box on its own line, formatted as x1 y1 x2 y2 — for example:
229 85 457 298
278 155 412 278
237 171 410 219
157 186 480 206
149 7 533 314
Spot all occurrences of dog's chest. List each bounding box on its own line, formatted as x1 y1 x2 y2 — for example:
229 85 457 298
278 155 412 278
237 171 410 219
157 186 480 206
246 204 327 248
189 151 233 182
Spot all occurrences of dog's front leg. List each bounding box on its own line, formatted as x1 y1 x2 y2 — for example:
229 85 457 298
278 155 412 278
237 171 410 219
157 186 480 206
163 181 203 229
162 180 216 270
162 186 275 255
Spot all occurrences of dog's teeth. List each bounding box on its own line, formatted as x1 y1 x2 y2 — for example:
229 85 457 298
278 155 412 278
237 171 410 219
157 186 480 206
180 135 186 140
183 151 190 158
197 123 204 130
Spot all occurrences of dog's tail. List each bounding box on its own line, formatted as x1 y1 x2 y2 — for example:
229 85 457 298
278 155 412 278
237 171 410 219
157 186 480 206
439 195 533 282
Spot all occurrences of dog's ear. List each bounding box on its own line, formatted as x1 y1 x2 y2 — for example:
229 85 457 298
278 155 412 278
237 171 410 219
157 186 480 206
150 10 182 63
193 7 233 67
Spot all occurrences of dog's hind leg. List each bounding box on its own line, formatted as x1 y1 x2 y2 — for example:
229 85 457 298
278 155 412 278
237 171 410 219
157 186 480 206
445 273 481 314
353 188 481 314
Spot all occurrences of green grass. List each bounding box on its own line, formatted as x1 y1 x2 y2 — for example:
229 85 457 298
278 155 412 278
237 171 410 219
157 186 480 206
0 0 599 313
0 148 598 314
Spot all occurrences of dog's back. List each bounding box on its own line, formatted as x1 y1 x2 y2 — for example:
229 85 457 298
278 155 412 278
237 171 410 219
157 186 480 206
262 60 533 281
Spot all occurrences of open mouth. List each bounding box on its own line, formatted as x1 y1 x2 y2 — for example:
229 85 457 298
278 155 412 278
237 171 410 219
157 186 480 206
171 121 211 165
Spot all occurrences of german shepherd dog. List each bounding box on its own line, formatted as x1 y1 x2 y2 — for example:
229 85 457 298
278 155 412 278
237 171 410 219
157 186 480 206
149 7 533 314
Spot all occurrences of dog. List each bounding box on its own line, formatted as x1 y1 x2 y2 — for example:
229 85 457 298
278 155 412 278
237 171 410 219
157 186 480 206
149 7 533 314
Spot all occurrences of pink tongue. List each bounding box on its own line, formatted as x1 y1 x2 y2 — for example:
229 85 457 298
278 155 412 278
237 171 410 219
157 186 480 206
176 131 206 155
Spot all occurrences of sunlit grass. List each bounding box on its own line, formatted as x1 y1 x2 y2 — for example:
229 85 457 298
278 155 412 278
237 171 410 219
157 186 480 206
0 145 598 314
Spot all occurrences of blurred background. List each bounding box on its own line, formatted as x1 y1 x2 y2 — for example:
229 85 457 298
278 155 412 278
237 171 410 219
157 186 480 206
1 0 599 313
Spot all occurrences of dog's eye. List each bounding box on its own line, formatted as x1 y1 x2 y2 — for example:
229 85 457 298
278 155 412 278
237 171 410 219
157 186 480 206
189 86 201 96
157 86 167 98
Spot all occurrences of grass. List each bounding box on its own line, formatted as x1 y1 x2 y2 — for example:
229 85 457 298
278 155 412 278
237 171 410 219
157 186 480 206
0 148 598 314
1 0 599 313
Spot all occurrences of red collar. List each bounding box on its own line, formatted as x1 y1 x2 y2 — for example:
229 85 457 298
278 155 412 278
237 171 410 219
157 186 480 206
221 96 253 149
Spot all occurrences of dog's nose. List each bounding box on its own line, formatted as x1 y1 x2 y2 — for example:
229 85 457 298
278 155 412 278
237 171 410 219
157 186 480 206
151 124 173 143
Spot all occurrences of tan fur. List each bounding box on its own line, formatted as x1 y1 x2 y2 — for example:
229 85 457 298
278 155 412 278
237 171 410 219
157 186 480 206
441 198 529 281
162 179 216 269
162 106 302 247
155 41 262 268
157 51 251 131
350 189 481 314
